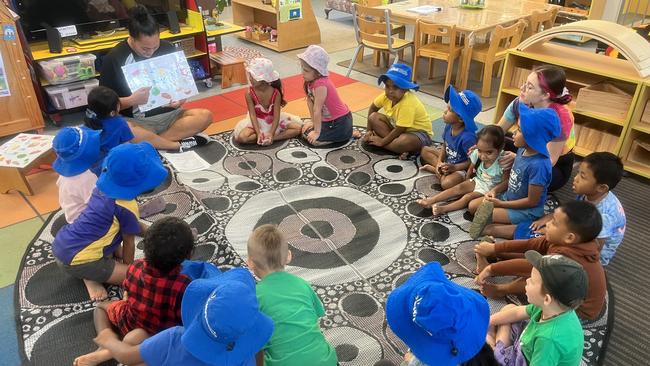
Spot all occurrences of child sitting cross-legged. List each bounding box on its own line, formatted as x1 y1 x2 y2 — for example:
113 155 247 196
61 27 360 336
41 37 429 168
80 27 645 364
468 103 560 239
73 217 195 366
487 251 587 366
52 127 101 224
420 85 481 189
475 200 606 321
88 268 274 366
52 142 167 302
417 125 507 216
363 63 433 158
232 58 302 145
516 152 626 266
386 261 495 366
246 224 337 366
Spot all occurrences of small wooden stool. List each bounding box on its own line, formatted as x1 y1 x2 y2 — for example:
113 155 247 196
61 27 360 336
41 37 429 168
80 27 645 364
0 150 55 196
209 52 247 89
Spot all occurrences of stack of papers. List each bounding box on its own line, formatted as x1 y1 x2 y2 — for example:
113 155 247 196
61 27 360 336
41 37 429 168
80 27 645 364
407 5 442 14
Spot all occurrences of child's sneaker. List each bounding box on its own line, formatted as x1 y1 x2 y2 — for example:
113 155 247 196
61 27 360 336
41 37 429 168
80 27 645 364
469 201 494 239
179 134 210 151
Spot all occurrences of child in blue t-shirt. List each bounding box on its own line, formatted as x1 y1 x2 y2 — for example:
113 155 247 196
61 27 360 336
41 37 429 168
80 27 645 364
518 152 626 265
84 86 135 176
468 103 560 239
52 142 167 302
421 86 480 189
90 268 274 366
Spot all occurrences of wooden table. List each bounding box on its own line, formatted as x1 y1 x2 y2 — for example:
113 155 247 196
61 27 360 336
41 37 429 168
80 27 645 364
378 0 556 90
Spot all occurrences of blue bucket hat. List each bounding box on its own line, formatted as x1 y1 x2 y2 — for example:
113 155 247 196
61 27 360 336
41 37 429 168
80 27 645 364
52 127 101 177
96 142 167 200
386 262 489 366
444 85 482 133
378 63 419 90
518 103 561 158
181 268 274 366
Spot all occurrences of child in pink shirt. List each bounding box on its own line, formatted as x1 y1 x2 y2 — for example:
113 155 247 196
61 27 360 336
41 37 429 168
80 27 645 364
53 127 101 223
298 45 356 146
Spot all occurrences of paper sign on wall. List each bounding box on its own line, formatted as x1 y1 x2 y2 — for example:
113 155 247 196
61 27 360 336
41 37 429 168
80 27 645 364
279 0 302 23
121 51 198 112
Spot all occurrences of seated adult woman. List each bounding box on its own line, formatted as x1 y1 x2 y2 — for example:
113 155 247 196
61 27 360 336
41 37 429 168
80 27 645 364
498 65 575 192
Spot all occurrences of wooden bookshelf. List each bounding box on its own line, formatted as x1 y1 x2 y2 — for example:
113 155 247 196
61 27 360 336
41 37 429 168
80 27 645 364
231 0 321 52
494 41 650 177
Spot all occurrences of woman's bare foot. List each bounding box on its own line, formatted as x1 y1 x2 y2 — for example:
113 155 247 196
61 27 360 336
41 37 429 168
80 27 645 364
480 283 508 299
352 130 362 139
431 203 449 216
475 252 490 275
73 349 111 366
83 280 107 302
419 164 437 174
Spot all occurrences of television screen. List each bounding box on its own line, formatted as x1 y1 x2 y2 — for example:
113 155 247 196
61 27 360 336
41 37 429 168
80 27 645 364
16 0 185 40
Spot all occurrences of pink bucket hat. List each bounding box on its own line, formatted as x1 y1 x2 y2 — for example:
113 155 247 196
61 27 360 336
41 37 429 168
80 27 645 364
297 45 329 76
246 58 280 83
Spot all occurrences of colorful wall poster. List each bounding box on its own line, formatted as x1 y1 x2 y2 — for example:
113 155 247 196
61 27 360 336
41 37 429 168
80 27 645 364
279 0 302 23
121 51 198 112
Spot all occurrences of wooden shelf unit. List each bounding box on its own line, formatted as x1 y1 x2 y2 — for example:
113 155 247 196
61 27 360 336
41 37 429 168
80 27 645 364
554 0 605 43
232 0 321 52
494 42 650 177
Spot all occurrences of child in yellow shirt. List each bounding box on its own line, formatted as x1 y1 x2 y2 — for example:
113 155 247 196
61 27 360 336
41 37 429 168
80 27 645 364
363 64 432 158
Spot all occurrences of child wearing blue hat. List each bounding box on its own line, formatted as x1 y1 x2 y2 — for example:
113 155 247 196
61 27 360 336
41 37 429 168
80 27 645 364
52 142 167 302
88 268 274 366
363 63 432 158
386 261 493 366
246 225 337 366
421 85 481 190
53 127 101 224
468 103 560 239
487 251 586 366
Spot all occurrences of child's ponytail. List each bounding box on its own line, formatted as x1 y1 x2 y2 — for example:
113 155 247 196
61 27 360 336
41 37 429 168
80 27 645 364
83 86 120 130
270 79 287 107
534 65 572 105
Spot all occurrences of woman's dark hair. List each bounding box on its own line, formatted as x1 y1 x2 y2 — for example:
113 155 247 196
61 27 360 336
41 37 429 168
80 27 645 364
128 5 159 39
534 65 572 105
143 217 195 274
269 79 287 107
477 125 505 150
83 86 120 129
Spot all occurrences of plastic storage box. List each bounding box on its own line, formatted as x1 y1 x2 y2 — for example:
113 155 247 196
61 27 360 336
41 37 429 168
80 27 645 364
38 54 97 85
45 79 99 110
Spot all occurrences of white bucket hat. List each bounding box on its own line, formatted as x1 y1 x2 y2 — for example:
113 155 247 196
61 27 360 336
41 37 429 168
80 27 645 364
297 45 329 76
246 58 280 83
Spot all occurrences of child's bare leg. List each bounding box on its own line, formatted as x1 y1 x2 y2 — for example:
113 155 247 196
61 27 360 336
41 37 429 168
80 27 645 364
475 251 490 275
237 129 257 144
481 277 526 299
366 112 392 138
486 324 497 348
83 280 107 302
484 223 517 239
274 122 302 141
106 262 129 285
440 171 465 190
418 180 476 207
384 134 422 155
434 191 484 216
468 196 485 215
420 145 441 173
491 208 512 225
494 304 518 347
73 305 115 366
122 328 149 346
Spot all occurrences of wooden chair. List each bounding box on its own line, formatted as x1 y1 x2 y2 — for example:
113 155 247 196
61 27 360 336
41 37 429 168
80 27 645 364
355 3 406 66
412 20 462 89
347 4 414 77
523 7 559 40
469 20 526 97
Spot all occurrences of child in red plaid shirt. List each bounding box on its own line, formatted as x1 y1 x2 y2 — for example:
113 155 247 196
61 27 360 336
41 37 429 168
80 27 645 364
74 217 195 366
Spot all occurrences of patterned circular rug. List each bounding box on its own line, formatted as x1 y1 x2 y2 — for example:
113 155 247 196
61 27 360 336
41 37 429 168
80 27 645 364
15 131 611 365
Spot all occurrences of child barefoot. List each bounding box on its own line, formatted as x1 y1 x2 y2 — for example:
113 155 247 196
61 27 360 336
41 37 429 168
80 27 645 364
88 269 273 366
247 225 337 365
417 125 507 217
420 85 480 188
516 152 626 266
73 217 194 366
487 251 586 366
364 63 432 158
475 200 606 320
298 45 355 146
52 142 167 302
53 127 101 223
233 58 302 145
468 103 560 239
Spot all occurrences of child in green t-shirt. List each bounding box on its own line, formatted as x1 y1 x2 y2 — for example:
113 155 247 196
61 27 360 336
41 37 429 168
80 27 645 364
487 251 587 366
246 225 337 366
